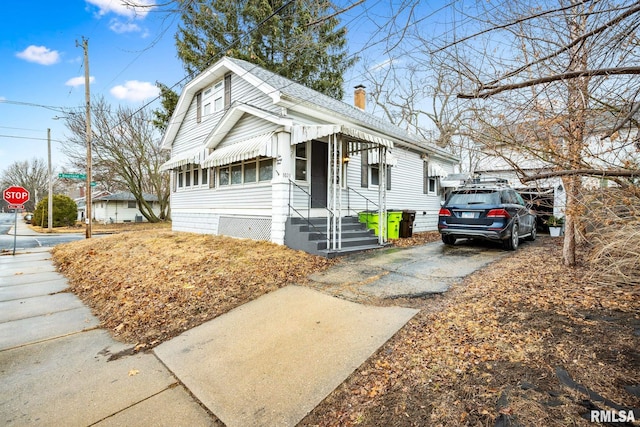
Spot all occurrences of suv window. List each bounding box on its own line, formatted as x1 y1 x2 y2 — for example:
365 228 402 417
500 190 514 204
447 190 500 205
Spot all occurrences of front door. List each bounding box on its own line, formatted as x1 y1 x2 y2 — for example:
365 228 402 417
310 140 328 208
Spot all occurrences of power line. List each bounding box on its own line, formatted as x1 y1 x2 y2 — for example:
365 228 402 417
0 134 67 143
0 99 75 114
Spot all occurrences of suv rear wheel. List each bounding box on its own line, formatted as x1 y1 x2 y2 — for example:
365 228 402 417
524 221 537 241
503 222 519 251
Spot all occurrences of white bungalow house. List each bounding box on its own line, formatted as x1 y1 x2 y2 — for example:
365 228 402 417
160 56 459 256
89 192 161 223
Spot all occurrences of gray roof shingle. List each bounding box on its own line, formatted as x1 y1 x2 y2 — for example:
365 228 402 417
225 57 453 156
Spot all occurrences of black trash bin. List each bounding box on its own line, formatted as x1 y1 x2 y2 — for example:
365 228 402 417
400 210 416 238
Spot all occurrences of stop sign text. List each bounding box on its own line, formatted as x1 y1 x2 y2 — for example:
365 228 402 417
3 186 30 205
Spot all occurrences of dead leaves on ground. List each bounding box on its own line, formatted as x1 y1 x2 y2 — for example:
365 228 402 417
301 238 639 427
51 231 334 347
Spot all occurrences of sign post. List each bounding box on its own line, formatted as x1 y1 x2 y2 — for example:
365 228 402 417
3 186 30 255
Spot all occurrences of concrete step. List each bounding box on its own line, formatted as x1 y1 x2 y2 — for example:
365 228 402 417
316 236 380 250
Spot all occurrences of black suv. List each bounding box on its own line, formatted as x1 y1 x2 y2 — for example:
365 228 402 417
438 181 536 250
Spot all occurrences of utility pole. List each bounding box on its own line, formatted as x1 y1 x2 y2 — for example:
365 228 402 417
47 128 53 233
77 37 92 238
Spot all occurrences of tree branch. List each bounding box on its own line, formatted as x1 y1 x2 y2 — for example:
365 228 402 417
458 67 640 99
521 168 640 182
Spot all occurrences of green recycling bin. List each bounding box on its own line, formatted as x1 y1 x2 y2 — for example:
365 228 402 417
358 211 382 236
387 211 402 239
358 211 402 239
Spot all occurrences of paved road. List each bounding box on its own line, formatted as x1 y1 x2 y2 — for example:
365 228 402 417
0 213 84 252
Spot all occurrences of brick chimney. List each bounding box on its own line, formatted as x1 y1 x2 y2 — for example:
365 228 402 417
354 85 366 110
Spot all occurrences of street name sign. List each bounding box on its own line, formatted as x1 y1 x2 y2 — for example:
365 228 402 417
59 173 86 179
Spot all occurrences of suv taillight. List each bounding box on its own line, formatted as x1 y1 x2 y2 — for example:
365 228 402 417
438 208 452 216
487 209 510 218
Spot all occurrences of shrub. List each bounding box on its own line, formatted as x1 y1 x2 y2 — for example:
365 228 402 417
33 195 78 228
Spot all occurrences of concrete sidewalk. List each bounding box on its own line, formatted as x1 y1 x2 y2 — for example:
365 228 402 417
0 250 212 426
0 248 422 426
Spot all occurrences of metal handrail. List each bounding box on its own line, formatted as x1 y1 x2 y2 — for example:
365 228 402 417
346 186 379 214
345 186 381 228
288 179 335 246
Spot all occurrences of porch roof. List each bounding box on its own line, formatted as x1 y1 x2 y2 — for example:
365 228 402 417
202 132 275 167
290 124 393 149
160 147 207 171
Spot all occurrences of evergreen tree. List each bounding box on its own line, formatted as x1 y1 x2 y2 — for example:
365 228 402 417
175 0 355 100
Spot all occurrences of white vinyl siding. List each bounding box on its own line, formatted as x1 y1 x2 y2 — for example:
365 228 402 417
343 149 452 231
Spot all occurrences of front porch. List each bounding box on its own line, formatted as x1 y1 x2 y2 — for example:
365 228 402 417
281 125 394 256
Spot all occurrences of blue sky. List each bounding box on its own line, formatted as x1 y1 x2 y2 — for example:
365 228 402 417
0 0 184 172
0 0 451 175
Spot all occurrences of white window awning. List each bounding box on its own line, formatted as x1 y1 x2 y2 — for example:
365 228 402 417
290 124 393 148
428 162 447 178
367 149 398 166
202 132 275 167
160 148 207 171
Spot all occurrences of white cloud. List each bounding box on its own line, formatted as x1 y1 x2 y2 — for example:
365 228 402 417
65 76 96 87
109 19 141 34
16 45 60 65
86 0 155 19
110 80 159 102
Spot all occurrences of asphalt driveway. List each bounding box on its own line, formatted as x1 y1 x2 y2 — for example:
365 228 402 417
308 239 508 301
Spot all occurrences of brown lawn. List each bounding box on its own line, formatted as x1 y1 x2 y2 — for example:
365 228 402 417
50 231 639 426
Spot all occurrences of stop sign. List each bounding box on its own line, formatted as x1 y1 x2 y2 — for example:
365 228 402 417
3 186 30 205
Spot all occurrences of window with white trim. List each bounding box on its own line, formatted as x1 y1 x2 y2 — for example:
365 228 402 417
370 164 391 190
295 143 307 181
428 177 437 194
217 157 274 186
175 165 210 190
201 80 224 120
423 162 438 194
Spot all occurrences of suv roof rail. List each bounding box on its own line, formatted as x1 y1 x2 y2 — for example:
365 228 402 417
462 176 511 188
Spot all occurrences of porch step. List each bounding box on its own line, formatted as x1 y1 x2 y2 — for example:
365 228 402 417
284 216 383 258
316 235 380 250
318 243 389 259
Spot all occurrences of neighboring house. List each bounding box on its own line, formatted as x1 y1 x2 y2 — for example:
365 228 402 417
75 190 110 222
160 56 459 256
92 192 161 223
472 113 639 221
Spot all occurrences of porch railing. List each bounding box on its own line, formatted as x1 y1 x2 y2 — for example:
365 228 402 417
288 179 334 249
345 186 379 227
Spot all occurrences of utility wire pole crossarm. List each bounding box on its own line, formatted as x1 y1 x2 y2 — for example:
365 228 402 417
77 37 92 238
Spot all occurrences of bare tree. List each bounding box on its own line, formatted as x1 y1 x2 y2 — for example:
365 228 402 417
61 97 170 222
1 158 63 212
433 0 640 265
